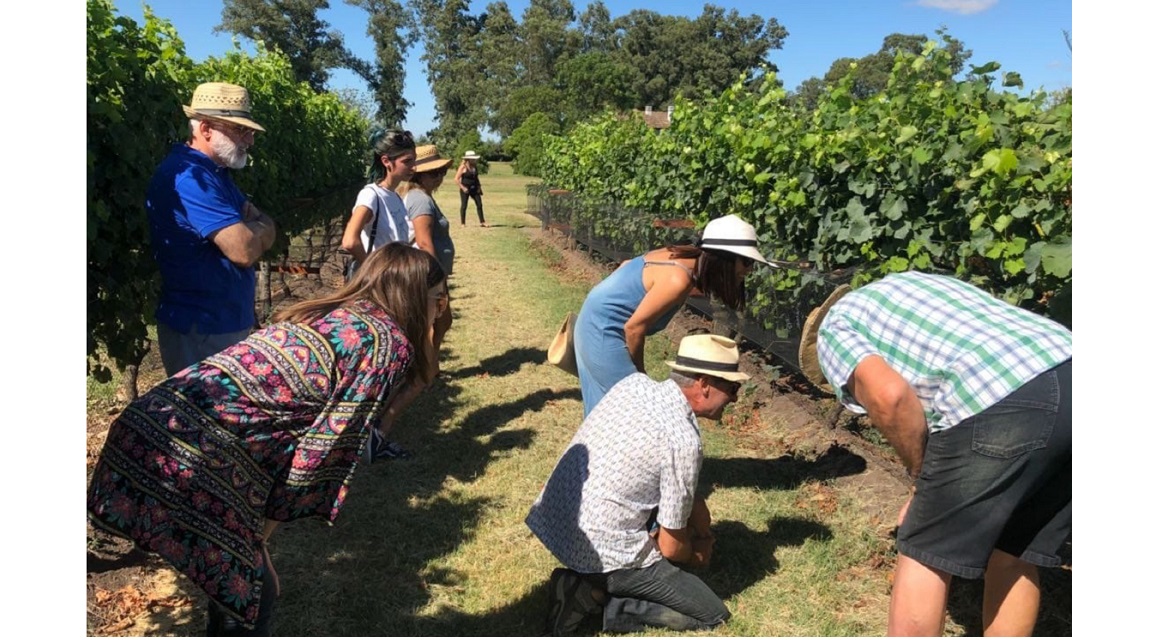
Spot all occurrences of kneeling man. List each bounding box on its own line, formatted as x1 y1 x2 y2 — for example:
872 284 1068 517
527 334 747 635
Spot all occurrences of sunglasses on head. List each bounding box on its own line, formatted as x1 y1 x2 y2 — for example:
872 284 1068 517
387 129 414 145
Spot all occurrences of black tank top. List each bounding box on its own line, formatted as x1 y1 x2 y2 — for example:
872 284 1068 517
460 166 479 191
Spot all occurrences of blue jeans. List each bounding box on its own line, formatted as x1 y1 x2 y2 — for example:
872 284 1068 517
599 558 730 633
157 322 251 377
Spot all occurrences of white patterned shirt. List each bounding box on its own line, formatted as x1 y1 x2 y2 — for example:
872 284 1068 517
817 271 1073 432
526 373 702 573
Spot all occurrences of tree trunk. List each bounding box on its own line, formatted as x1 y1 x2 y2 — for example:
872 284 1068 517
115 364 140 404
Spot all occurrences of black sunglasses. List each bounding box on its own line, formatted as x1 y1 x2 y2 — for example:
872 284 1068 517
705 375 742 396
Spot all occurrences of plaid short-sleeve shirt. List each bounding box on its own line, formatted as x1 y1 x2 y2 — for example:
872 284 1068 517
817 271 1072 432
525 373 702 573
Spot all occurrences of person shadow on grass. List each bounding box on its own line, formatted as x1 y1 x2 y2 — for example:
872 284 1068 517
702 517 832 600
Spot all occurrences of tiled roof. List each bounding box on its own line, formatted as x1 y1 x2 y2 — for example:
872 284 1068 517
641 110 670 129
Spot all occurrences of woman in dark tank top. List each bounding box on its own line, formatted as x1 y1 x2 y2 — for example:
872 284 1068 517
454 150 486 226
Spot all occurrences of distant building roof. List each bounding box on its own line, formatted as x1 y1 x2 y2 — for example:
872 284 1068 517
636 105 672 129
616 106 674 129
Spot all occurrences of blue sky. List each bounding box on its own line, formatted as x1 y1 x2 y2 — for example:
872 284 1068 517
114 0 1072 138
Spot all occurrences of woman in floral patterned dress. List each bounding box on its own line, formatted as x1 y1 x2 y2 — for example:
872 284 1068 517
87 243 448 634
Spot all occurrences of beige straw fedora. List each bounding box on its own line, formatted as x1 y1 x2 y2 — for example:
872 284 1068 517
413 145 453 172
462 150 481 160
182 82 266 132
699 215 771 265
666 334 750 383
798 285 852 390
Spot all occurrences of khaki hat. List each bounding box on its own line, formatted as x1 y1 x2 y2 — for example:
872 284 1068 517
666 334 750 383
700 215 771 265
413 145 452 172
798 285 852 390
463 150 481 160
182 82 265 132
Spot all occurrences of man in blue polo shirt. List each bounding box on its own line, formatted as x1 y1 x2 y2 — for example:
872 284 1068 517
799 272 1072 636
148 82 277 375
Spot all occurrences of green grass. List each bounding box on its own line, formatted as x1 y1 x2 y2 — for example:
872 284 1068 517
99 162 900 636
87 326 162 412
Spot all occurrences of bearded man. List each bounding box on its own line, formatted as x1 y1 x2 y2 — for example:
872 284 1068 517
147 82 278 376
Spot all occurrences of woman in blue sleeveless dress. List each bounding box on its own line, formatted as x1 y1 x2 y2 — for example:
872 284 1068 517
573 215 771 416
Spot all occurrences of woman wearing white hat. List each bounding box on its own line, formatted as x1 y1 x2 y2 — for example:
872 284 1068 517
573 215 771 417
454 150 487 227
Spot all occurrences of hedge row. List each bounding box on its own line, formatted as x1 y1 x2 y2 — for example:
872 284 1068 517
539 43 1071 332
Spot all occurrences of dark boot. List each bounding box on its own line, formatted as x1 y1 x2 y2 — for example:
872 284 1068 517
545 568 602 636
205 582 277 636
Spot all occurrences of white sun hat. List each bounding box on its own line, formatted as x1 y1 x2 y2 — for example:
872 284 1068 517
699 215 771 265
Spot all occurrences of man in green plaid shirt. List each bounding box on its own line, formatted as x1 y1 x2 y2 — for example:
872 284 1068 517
800 271 1071 636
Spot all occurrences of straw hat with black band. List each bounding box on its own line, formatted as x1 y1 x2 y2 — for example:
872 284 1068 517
798 284 852 392
666 335 750 383
412 145 453 173
182 82 266 132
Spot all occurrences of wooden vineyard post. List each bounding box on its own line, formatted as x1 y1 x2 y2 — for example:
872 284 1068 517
258 261 272 323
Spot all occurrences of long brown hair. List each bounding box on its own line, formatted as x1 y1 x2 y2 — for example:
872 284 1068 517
667 244 747 310
272 243 446 382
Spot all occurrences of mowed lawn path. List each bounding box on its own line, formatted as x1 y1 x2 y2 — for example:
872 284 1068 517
266 164 600 635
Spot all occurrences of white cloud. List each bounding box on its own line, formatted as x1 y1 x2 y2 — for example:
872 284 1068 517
916 0 999 15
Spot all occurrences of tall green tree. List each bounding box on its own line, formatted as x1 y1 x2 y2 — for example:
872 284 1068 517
491 84 566 138
334 86 379 121
792 29 973 106
555 51 632 120
477 1 522 134
576 0 615 52
520 0 577 85
689 5 786 94
612 5 786 109
346 0 417 125
217 0 364 91
412 0 487 144
611 9 672 107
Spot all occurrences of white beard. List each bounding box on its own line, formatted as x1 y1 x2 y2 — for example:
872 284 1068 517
211 130 248 169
